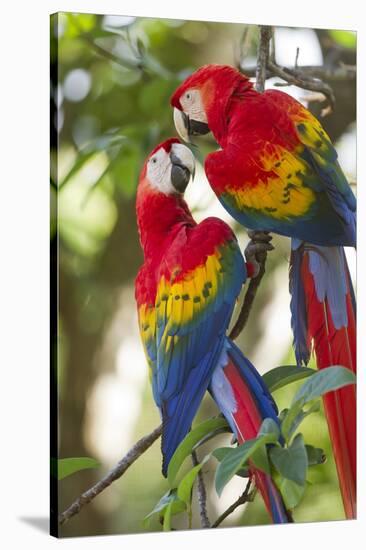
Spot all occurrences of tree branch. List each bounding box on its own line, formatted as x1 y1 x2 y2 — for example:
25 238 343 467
211 479 254 528
239 25 348 114
58 424 162 525
229 256 267 340
255 26 272 93
229 26 272 340
242 64 356 82
191 450 210 528
267 60 336 112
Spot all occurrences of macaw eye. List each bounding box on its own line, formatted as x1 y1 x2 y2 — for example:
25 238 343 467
186 93 191 100
151 157 157 164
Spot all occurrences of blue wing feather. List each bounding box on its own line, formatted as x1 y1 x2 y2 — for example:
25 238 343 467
153 223 246 475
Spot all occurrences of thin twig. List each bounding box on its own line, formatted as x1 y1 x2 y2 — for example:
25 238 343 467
58 424 162 525
267 60 336 112
211 479 253 528
191 450 210 528
294 47 300 69
239 28 355 115
241 64 356 81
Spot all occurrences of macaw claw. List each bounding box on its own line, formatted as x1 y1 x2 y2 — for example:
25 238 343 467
245 231 274 277
247 230 273 243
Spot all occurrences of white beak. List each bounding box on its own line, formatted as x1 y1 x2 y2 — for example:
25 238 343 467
173 107 190 143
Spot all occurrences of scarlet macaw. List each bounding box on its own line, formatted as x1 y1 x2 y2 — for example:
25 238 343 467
171 64 356 518
135 138 290 523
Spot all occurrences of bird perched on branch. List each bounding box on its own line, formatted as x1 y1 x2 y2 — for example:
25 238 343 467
135 138 290 523
171 64 356 519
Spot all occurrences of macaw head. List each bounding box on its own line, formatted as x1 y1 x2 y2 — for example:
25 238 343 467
171 64 253 143
139 137 195 196
137 138 196 254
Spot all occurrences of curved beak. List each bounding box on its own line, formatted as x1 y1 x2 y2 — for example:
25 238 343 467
173 108 210 143
170 143 195 194
173 108 190 143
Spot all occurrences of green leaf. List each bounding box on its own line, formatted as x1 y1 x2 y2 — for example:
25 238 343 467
262 365 315 393
163 502 173 531
167 417 228 485
280 402 304 441
251 446 271 475
258 417 281 439
279 478 305 509
192 424 231 450
143 489 185 528
214 422 279 496
285 401 321 441
177 455 210 505
305 445 326 466
270 434 308 486
53 457 100 480
281 367 355 441
292 366 356 406
213 448 249 478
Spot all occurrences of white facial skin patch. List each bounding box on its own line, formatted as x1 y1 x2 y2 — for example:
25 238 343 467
180 89 208 123
146 143 195 195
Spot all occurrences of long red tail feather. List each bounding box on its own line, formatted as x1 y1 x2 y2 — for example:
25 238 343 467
300 248 356 519
223 358 290 523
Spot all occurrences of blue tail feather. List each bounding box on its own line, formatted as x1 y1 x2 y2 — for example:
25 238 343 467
289 240 310 365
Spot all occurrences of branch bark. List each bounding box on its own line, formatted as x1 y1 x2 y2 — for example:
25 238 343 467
58 424 162 525
255 26 272 93
239 27 346 113
267 60 336 112
242 64 356 82
211 479 253 528
191 450 210 528
229 257 267 340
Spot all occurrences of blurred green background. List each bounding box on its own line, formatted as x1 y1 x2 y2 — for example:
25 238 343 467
50 13 356 537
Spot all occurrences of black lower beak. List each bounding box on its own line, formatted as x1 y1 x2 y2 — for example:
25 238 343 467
170 153 191 193
182 112 210 137
189 118 210 136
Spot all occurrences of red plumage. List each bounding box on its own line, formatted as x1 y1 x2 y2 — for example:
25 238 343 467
224 360 280 519
171 64 357 519
301 252 356 518
135 139 290 522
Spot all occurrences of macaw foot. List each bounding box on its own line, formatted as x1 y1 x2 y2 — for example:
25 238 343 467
245 230 274 278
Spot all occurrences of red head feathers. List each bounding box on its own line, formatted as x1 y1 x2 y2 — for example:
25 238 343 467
136 138 195 259
171 64 255 143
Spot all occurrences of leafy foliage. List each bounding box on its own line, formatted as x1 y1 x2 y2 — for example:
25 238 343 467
145 365 355 530
213 419 279 496
52 457 100 480
262 365 315 392
52 12 356 533
167 416 229 485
